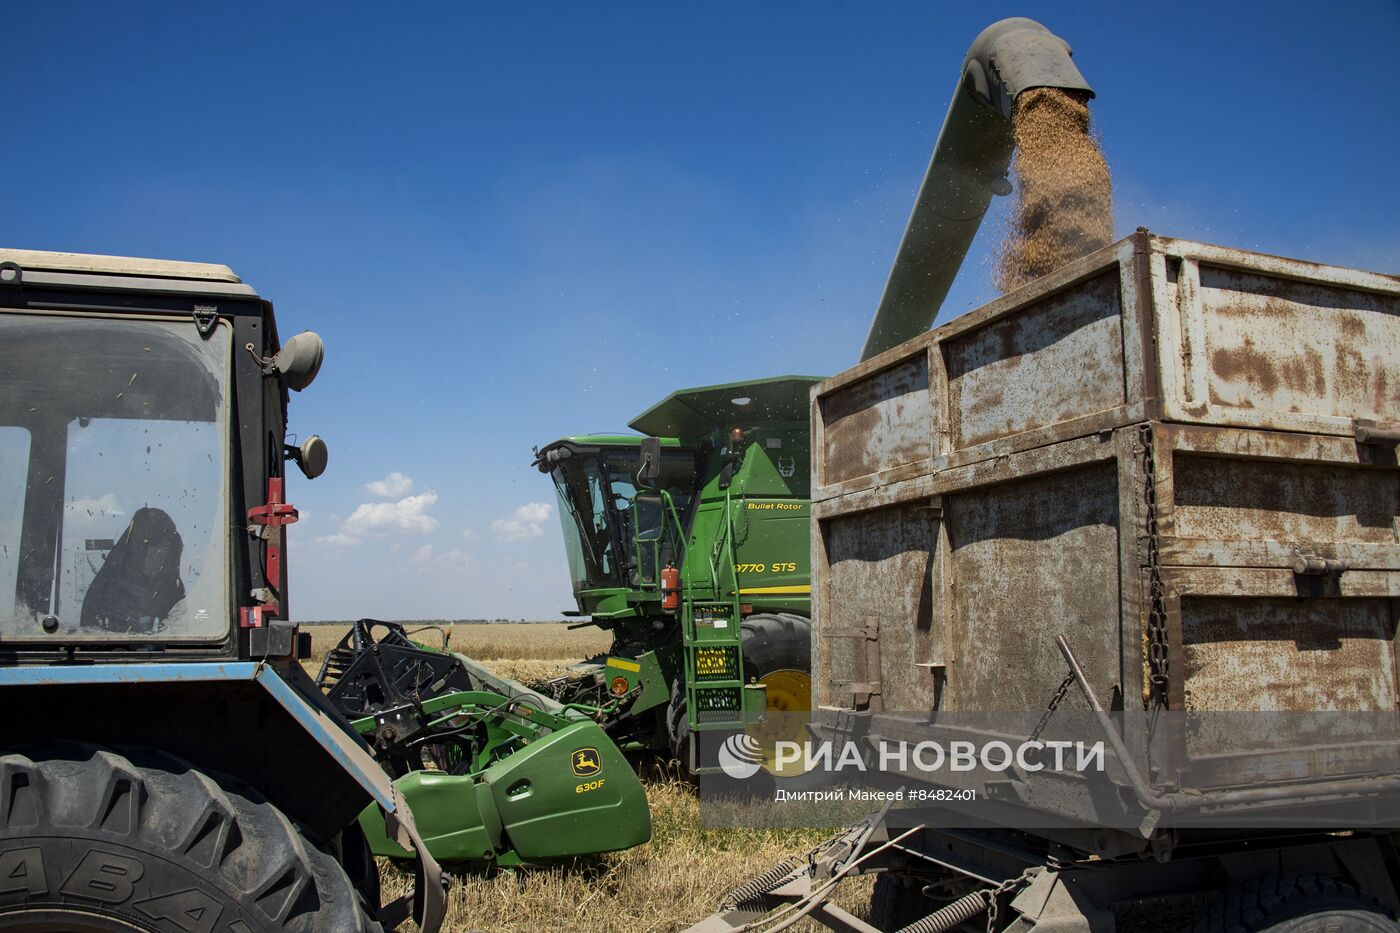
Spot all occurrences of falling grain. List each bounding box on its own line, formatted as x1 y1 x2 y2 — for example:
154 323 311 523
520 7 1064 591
995 88 1114 293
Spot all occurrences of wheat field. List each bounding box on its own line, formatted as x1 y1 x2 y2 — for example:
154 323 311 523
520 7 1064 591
300 621 873 932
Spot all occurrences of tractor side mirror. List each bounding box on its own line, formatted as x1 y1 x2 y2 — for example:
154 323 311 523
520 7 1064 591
290 435 329 479
639 436 661 486
269 331 325 391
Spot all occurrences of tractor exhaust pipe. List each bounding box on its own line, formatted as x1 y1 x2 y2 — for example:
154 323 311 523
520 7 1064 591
859 18 1093 362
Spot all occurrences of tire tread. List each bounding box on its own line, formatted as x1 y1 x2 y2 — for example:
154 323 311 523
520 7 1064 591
1187 873 1397 933
0 742 380 932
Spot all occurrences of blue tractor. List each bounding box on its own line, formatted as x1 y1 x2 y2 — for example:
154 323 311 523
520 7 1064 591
0 250 445 931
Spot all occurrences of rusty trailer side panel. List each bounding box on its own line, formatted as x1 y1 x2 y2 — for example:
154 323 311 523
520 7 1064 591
814 420 1400 800
813 232 1400 500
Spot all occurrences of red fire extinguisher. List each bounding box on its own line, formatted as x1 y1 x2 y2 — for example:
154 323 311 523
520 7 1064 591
661 561 681 611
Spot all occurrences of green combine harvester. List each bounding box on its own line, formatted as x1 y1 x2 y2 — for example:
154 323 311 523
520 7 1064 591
299 376 825 878
530 375 820 772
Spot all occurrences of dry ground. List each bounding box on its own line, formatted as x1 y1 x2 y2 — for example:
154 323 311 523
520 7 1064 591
300 622 873 932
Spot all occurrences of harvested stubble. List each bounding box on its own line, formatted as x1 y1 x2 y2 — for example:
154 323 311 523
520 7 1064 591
381 769 873 933
995 87 1114 293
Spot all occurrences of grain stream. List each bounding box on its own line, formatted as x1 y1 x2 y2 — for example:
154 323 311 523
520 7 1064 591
995 87 1114 293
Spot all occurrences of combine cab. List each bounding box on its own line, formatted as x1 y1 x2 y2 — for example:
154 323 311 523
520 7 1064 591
533 375 820 772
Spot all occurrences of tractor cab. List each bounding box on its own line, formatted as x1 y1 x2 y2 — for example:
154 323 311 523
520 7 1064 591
0 248 451 930
0 251 325 656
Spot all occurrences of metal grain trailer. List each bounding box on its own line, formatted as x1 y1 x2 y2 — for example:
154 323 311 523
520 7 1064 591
740 234 1400 932
813 231 1400 732
687 14 1400 929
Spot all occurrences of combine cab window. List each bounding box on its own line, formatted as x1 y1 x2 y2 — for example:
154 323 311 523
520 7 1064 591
0 313 231 641
548 446 695 595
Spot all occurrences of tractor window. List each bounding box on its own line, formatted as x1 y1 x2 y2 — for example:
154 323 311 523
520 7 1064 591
0 427 29 617
0 313 231 641
59 417 224 636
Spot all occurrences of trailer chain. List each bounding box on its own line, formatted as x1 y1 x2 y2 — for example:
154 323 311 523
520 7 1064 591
985 869 1036 932
1029 672 1075 742
1139 424 1170 710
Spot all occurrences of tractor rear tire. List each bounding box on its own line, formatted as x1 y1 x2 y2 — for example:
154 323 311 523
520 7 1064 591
0 743 380 932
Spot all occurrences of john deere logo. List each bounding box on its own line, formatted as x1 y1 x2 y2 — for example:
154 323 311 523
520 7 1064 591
571 747 602 777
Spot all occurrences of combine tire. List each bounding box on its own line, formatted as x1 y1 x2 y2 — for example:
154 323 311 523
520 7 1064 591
742 613 811 779
740 613 812 710
666 677 695 777
0 743 380 932
1184 874 1398 933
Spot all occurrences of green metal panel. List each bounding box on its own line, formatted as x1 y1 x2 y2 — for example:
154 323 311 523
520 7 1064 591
358 716 650 866
628 375 822 440
602 649 671 714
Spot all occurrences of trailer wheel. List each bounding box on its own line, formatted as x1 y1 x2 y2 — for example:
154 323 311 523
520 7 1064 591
870 874 928 930
0 743 381 932
1185 874 1398 933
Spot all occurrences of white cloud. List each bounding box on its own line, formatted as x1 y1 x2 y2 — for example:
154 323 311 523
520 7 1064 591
364 471 414 498
315 532 360 548
461 528 476 541
517 502 553 523
436 548 475 567
343 491 440 537
315 490 441 547
409 544 435 563
491 502 554 542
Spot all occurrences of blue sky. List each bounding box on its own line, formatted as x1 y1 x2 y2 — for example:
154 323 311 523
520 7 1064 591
5 2 1398 621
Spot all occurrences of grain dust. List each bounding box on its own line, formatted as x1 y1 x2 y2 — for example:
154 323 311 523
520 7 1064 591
995 87 1114 293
